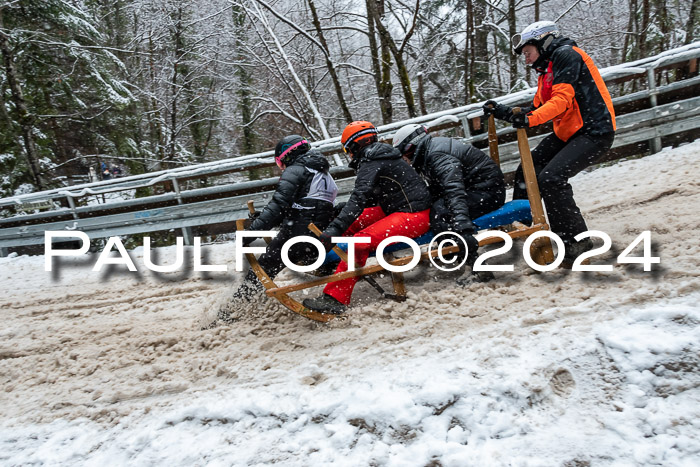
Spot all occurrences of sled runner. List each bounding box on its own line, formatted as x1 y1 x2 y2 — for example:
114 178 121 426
239 112 553 322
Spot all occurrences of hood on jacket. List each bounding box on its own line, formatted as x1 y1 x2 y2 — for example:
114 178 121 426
291 149 330 172
534 36 578 73
349 142 401 170
411 134 434 172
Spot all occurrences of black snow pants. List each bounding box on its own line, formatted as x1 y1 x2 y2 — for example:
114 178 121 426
512 131 615 243
256 205 335 279
430 185 505 233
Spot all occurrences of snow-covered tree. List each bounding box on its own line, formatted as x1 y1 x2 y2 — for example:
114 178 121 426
1 0 696 197
0 0 134 195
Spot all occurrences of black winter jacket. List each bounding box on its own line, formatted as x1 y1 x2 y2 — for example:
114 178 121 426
249 149 336 232
413 136 505 232
325 142 431 236
528 37 616 141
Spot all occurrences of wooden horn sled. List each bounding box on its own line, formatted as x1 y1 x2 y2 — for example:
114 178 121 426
238 118 554 322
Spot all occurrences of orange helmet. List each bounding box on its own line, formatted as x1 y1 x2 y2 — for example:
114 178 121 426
341 121 377 154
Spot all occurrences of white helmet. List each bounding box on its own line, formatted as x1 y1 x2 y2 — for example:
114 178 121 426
512 21 560 55
392 124 428 155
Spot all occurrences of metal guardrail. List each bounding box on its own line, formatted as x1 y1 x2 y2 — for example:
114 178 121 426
479 91 700 174
0 178 355 248
3 42 699 209
0 42 699 253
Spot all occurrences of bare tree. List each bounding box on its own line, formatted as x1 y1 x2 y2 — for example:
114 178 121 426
507 0 518 90
367 0 419 118
366 0 394 123
244 0 331 139
306 0 354 123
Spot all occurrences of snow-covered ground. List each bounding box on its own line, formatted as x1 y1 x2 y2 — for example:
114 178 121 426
1 141 699 466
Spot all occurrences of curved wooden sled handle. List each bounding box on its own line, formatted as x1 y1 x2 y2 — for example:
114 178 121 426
487 109 500 166
512 107 554 265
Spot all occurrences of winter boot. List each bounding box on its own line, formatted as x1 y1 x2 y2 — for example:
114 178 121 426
302 294 347 315
456 270 495 287
561 237 594 269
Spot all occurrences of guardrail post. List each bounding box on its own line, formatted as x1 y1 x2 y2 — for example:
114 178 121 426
331 153 344 167
459 116 472 139
171 178 183 204
0 247 7 257
65 195 79 220
646 68 662 154
172 178 193 246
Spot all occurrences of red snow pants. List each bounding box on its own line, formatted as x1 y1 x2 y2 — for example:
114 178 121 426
323 206 431 305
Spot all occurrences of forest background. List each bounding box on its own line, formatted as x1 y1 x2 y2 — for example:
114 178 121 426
0 0 697 197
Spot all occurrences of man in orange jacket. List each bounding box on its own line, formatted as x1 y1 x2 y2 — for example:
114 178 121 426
485 21 616 264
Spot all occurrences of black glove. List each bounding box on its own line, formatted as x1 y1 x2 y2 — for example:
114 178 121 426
483 100 513 122
442 231 478 267
511 112 529 129
248 210 261 220
450 231 479 266
317 230 334 250
462 233 479 268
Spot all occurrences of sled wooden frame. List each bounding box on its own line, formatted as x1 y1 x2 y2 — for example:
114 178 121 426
240 116 554 322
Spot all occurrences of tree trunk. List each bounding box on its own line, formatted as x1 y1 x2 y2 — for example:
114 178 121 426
687 0 699 44
232 4 257 154
0 8 45 190
365 0 392 123
0 82 13 128
307 0 353 123
126 12 150 178
368 0 417 118
473 0 489 97
147 30 165 164
640 0 650 57
652 0 669 53
169 6 184 166
464 0 473 104
417 73 427 114
508 0 518 90
623 0 638 62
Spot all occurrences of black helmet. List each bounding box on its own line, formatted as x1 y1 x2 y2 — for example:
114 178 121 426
274 135 310 168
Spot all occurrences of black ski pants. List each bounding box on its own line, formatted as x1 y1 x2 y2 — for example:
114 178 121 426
430 185 505 234
256 207 334 279
512 131 614 242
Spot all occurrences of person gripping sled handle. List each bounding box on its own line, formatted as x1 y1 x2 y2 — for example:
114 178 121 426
302 121 432 315
219 135 338 324
483 20 616 266
392 123 506 278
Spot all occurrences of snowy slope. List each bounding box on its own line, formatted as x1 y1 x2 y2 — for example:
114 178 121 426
1 141 699 466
